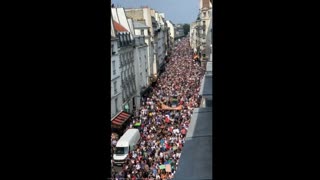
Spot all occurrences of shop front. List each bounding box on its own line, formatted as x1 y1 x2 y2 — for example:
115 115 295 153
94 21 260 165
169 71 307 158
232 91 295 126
123 103 130 113
111 110 132 135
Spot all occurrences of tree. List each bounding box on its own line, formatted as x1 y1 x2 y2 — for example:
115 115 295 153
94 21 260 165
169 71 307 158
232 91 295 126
183 24 190 36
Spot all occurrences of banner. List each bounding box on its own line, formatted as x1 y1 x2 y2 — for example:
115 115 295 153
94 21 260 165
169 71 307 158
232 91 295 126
161 103 183 111
165 164 172 172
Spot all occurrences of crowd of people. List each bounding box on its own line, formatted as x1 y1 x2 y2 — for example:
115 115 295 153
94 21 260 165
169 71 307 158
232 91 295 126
111 37 206 180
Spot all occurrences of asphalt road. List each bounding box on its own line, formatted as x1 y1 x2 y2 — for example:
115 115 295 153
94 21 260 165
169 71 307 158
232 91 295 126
113 165 122 173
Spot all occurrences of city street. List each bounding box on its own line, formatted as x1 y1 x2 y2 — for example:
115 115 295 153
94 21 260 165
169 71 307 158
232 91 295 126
111 37 205 179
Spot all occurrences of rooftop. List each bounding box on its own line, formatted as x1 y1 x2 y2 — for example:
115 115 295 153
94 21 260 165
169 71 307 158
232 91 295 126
202 0 211 9
206 62 212 74
133 21 149 29
113 20 128 32
174 107 213 180
200 74 213 97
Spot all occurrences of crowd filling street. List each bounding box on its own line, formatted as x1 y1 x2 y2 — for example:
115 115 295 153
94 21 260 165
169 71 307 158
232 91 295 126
111 37 206 180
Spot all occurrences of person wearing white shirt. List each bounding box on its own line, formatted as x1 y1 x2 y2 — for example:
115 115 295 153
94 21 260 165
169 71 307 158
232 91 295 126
136 163 141 170
112 139 117 146
173 128 179 135
132 151 137 159
160 152 163 158
171 137 176 143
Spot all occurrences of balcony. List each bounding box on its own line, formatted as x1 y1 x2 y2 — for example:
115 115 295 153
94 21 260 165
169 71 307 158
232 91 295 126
130 74 135 80
126 75 131 81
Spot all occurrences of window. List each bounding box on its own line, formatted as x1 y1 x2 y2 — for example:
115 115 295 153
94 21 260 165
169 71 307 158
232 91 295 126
125 89 128 99
112 61 116 75
203 12 206 17
141 29 144 36
120 35 123 47
122 54 125 66
133 81 136 91
128 34 131 43
121 72 124 81
115 98 118 113
127 34 130 45
124 35 128 45
117 36 120 48
115 147 129 155
111 44 114 54
114 81 117 94
126 53 128 64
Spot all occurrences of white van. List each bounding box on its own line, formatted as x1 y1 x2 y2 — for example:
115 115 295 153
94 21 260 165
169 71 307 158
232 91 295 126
113 128 140 166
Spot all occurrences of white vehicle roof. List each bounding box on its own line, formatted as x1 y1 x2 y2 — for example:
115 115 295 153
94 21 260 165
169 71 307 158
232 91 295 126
116 129 140 147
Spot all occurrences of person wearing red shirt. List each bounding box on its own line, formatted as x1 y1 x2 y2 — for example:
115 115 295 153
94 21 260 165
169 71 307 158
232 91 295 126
131 175 136 180
166 143 171 151
165 116 170 123
181 128 186 135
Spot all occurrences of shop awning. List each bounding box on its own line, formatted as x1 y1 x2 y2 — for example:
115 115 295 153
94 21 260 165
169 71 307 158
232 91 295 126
111 111 131 127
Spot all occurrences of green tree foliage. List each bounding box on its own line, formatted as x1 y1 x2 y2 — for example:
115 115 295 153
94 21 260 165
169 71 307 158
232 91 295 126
183 24 190 35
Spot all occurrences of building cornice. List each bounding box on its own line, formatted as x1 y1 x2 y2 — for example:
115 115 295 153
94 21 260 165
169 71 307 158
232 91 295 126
111 75 121 82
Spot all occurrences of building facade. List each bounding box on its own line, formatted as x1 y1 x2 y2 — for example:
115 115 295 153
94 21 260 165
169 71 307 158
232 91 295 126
111 18 123 118
132 20 149 108
111 6 170 112
112 20 136 114
199 0 212 57
189 0 212 60
189 21 198 52
154 12 168 73
125 7 159 83
166 20 175 50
